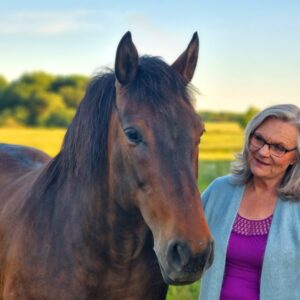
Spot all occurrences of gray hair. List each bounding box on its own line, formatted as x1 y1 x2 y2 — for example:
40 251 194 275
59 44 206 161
231 104 300 201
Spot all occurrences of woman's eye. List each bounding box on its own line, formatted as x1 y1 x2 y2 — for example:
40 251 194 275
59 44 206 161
255 135 263 142
273 144 285 152
124 128 143 145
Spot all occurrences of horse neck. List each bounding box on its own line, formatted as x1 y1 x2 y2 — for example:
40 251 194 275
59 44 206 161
65 169 150 266
75 183 164 298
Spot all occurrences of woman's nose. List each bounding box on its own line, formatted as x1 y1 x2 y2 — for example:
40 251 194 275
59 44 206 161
258 144 271 156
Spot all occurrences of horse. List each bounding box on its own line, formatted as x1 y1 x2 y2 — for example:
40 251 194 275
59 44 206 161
0 32 214 300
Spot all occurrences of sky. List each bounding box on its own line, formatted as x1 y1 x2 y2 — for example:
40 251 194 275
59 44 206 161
1 0 299 112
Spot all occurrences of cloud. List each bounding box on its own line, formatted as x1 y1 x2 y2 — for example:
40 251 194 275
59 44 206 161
0 9 95 35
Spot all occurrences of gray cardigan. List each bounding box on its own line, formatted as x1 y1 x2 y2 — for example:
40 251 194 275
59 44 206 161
199 175 300 300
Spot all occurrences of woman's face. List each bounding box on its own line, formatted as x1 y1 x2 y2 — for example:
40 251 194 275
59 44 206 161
248 117 298 182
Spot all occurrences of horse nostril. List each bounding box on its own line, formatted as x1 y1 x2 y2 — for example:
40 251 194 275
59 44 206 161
167 241 191 272
166 240 214 275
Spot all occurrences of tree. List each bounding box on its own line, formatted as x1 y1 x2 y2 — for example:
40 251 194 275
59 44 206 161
20 72 54 90
45 107 76 127
51 75 88 108
0 75 8 113
0 107 29 126
57 86 86 108
239 106 260 128
0 74 66 126
0 72 54 110
51 75 88 92
0 75 8 91
29 91 66 126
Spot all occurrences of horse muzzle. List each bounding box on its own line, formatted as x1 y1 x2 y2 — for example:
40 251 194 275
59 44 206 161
156 239 214 285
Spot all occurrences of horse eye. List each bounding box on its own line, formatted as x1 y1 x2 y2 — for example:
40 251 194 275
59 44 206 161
124 128 143 145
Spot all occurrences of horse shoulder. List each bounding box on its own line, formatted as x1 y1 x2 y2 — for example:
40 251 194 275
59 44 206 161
0 143 51 226
0 143 50 188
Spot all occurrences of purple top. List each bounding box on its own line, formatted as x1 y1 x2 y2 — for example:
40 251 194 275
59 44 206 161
220 213 273 300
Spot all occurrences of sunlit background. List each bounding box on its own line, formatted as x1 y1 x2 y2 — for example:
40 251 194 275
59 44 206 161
1 0 299 111
1 1 299 299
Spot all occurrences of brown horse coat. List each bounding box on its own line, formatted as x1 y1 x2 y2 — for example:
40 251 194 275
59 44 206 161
0 32 213 300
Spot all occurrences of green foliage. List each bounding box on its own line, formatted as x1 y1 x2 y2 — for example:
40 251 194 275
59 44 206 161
19 72 55 89
0 81 31 109
198 160 231 191
0 107 30 126
57 86 86 108
0 71 258 128
0 75 8 91
32 92 66 126
199 110 242 123
51 74 88 92
0 72 88 127
239 106 260 128
45 107 76 127
167 282 200 300
51 75 88 108
198 106 260 128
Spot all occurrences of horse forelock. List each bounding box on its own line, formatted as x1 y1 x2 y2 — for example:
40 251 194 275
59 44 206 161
128 56 194 108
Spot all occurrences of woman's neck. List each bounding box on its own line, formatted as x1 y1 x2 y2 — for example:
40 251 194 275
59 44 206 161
249 176 281 195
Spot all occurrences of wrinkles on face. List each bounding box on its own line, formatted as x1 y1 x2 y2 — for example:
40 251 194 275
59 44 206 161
248 118 298 183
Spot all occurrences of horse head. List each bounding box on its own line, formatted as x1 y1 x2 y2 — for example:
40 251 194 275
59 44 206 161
109 32 214 285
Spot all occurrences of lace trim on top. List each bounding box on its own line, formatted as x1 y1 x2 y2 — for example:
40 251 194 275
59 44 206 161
232 213 273 236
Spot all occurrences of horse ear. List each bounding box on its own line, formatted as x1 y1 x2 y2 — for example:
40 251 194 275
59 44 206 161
171 32 199 83
115 31 139 85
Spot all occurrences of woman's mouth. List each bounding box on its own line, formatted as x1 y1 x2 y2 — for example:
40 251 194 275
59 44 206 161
254 156 271 166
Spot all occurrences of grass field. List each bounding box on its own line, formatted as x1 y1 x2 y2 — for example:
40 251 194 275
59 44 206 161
0 123 238 300
0 122 244 159
0 127 65 157
199 122 244 160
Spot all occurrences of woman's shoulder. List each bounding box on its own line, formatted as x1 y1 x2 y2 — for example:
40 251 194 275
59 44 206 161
207 174 237 189
202 174 244 215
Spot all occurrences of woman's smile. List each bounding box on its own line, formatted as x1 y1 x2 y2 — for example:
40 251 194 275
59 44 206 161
253 156 271 167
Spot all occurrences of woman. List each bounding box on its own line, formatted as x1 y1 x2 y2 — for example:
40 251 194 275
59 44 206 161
199 104 300 300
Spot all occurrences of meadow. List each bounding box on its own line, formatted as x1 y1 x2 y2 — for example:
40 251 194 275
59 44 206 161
0 122 244 160
0 122 243 300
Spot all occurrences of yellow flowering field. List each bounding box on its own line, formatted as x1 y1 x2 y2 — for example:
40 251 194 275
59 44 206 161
0 122 244 160
0 128 65 157
199 122 244 160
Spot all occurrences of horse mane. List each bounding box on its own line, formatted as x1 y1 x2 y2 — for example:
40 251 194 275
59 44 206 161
61 71 116 179
23 56 194 225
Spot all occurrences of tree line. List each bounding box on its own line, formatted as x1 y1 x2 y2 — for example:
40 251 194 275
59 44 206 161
0 72 88 127
199 107 260 128
0 72 259 128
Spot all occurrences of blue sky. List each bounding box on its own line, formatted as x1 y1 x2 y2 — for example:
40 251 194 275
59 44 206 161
1 0 299 111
